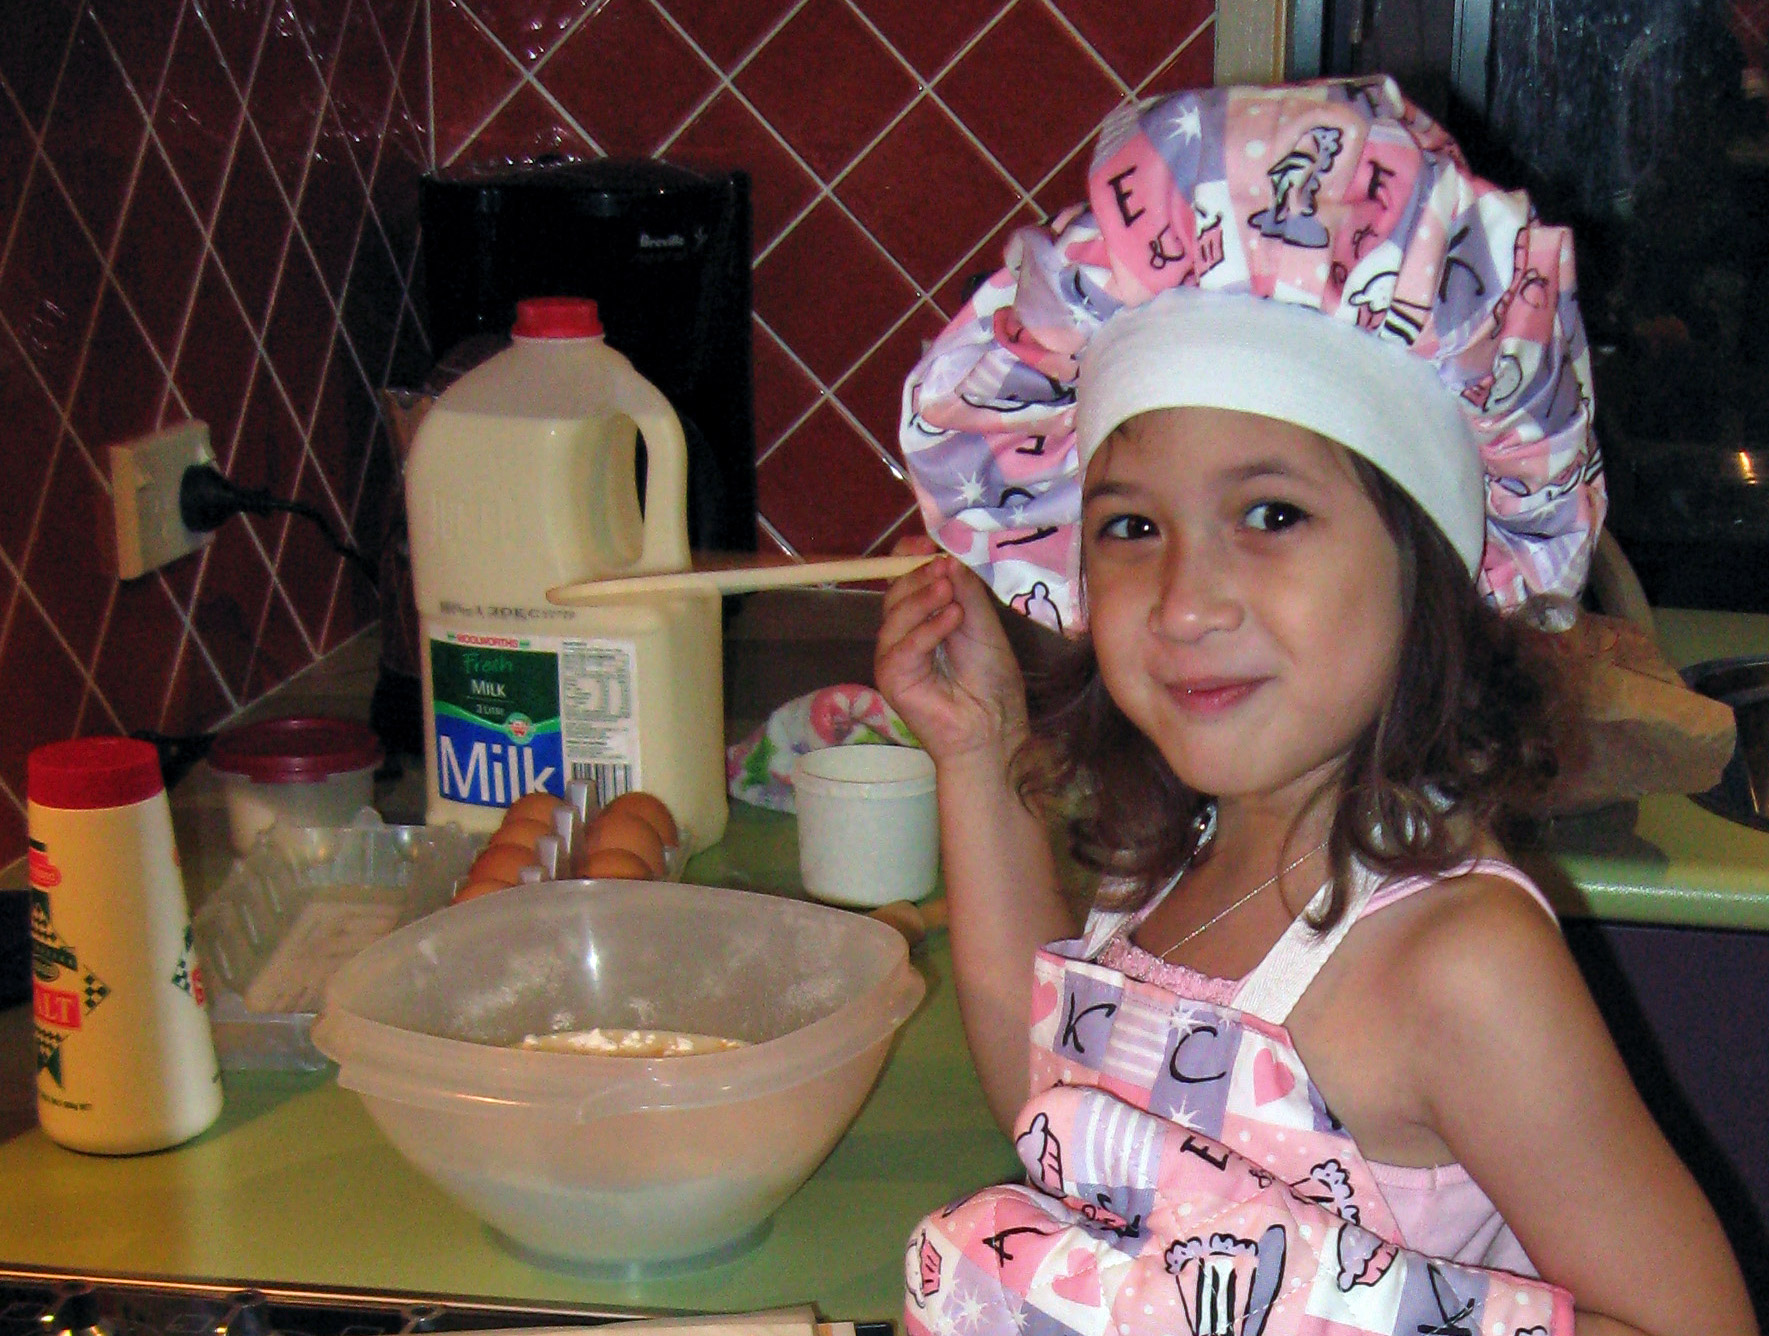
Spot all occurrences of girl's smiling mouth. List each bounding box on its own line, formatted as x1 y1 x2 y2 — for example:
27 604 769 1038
1166 676 1270 713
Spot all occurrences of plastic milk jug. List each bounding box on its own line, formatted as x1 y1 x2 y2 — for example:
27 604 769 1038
406 297 728 851
28 736 224 1154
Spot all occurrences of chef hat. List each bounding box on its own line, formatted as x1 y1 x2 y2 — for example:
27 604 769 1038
899 77 1605 633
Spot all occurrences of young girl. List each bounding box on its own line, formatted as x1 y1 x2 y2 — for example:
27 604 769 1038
877 79 1756 1336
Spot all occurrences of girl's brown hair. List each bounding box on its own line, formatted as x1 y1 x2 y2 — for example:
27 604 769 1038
1019 455 1572 931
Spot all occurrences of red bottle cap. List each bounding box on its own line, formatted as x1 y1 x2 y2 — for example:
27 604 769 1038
208 717 382 784
29 736 165 810
512 297 603 339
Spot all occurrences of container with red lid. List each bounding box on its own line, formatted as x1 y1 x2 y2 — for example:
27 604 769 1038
207 717 382 855
27 735 224 1152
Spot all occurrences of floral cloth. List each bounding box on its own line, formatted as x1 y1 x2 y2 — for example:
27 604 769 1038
726 684 920 812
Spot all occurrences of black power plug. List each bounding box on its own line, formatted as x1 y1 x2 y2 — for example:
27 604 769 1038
179 464 378 587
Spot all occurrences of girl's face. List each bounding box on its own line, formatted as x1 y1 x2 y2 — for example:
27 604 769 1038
1082 406 1406 810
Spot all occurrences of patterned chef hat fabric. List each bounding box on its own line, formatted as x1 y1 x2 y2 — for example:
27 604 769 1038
899 77 1605 634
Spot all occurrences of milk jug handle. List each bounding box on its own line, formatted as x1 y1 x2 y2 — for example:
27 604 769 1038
629 406 691 573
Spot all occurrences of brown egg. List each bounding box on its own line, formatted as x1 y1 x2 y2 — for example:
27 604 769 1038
578 847 655 880
469 842 537 887
489 816 552 850
506 791 567 825
582 810 667 877
452 879 511 905
601 790 679 847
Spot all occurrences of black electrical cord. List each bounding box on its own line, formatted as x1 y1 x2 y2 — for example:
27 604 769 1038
180 464 379 589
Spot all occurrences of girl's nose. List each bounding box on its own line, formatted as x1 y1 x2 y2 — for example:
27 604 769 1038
1149 538 1242 641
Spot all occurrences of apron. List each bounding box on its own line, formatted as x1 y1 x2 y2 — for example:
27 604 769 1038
903 871 1575 1336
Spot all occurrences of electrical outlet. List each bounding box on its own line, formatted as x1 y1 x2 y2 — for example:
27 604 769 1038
110 420 215 579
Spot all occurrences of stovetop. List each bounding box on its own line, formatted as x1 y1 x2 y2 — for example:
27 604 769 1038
0 1266 641 1336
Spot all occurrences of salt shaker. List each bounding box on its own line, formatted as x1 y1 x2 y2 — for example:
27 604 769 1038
28 736 222 1153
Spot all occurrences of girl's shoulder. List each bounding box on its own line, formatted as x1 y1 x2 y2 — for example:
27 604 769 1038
1347 861 1571 1032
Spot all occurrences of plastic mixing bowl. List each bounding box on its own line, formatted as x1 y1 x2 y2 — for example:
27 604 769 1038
311 880 925 1269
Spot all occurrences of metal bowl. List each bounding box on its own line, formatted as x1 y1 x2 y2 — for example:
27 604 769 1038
1681 656 1769 831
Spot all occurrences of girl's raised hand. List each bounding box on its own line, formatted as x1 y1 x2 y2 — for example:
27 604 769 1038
875 536 1028 770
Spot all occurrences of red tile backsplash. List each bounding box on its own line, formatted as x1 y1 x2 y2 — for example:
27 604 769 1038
544 0 715 156
937 3 1125 187
666 90 818 253
0 0 425 859
756 402 917 553
0 0 1211 862
835 99 1019 289
852 0 1003 78
752 199 919 385
736 0 920 181
662 0 795 71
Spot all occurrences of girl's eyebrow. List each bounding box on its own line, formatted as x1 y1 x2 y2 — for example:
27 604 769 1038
1081 479 1139 502
1223 458 1302 483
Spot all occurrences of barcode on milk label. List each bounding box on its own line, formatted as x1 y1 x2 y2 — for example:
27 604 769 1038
559 639 641 790
430 630 639 808
570 762 635 807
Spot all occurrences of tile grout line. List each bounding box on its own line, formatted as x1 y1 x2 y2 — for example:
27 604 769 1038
0 546 128 735
312 0 430 658
753 306 921 479
356 0 429 276
755 514 800 560
833 0 1043 209
198 0 324 715
283 0 431 665
424 0 436 168
0 5 81 281
157 0 274 470
864 502 922 555
753 9 1215 554
646 0 817 159
1034 0 1136 99
748 22 1212 462
239 0 370 691
618 1 947 307
7 15 171 728
0 774 25 825
1132 18 1218 96
154 0 283 422
434 2 606 168
512 0 665 156
73 581 128 737
0 308 83 664
752 0 1085 275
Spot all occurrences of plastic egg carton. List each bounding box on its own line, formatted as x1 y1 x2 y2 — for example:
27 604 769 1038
194 812 482 1070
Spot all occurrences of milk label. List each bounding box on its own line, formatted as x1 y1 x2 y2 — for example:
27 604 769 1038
430 630 641 809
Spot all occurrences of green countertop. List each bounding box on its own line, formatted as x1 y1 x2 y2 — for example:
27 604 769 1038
0 851 1015 1316
2 604 1764 1318
1533 607 1769 928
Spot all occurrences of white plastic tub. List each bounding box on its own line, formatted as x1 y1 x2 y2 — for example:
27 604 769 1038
793 745 939 907
206 717 382 855
311 881 925 1269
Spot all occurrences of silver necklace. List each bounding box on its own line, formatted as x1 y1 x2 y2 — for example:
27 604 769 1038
1156 835 1328 962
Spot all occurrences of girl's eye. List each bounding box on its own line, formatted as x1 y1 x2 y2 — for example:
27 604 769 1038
1244 500 1309 532
1098 513 1158 541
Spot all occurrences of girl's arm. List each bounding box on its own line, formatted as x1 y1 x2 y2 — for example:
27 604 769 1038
875 545 1077 1131
1397 876 1758 1336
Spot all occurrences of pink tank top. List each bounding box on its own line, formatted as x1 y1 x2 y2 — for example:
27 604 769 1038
1089 857 1555 1273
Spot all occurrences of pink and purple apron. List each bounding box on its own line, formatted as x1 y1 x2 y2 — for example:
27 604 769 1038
903 932 1573 1336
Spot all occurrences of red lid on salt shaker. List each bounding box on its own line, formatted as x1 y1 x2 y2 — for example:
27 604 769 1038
28 737 165 810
